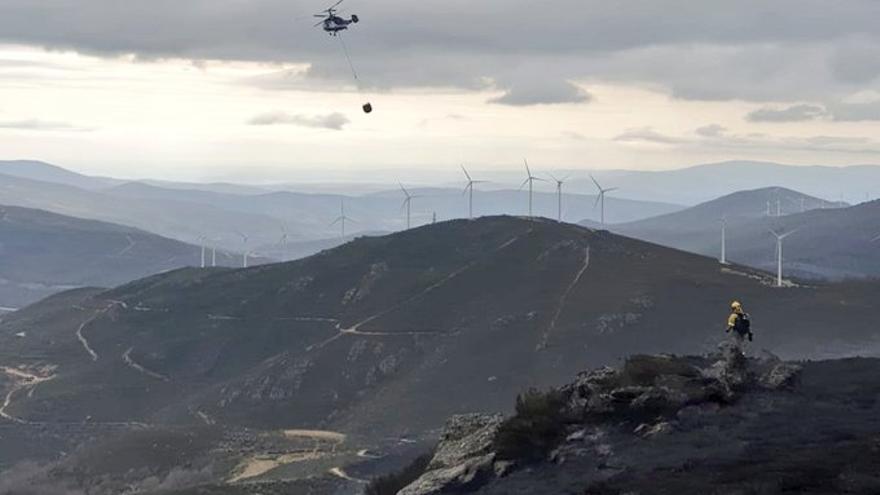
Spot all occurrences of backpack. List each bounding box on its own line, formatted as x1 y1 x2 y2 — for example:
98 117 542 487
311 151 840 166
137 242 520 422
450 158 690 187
734 313 751 334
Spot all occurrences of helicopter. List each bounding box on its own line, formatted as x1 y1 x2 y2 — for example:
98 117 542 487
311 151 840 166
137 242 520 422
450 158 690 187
314 0 359 36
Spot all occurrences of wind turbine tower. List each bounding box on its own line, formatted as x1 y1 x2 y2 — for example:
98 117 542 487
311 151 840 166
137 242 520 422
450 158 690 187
548 173 569 222
520 159 545 218
461 165 485 219
399 183 418 230
237 232 249 268
330 199 354 239
198 236 207 268
278 226 289 261
770 229 798 287
720 217 727 264
590 174 619 225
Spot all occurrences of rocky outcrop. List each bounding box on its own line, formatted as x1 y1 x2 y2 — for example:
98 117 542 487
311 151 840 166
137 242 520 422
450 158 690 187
397 347 803 495
397 413 503 495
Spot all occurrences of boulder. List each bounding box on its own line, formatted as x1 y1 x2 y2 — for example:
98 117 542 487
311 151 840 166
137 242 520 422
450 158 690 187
398 413 503 495
760 362 802 390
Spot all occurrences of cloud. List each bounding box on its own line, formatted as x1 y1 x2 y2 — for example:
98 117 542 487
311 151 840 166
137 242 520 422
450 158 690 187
613 127 682 145
826 100 880 121
3 1 880 103
695 124 727 137
247 112 349 130
746 104 827 122
0 119 92 131
489 80 592 106
613 123 880 155
745 100 880 123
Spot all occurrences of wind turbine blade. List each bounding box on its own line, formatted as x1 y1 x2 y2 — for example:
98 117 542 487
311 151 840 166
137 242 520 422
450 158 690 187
780 228 801 240
461 165 472 181
518 178 530 191
593 194 602 208
462 183 472 196
399 182 411 198
871 233 880 242
547 172 559 182
330 217 341 226
589 174 602 192
604 187 619 193
524 158 532 177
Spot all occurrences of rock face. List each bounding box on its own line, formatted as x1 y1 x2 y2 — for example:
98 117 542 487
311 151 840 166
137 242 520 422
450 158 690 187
398 413 503 495
397 346 806 495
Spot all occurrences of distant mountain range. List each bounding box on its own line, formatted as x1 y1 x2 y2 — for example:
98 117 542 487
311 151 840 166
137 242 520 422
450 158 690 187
3 159 878 282
606 188 880 280
0 160 684 252
581 160 880 205
0 205 250 307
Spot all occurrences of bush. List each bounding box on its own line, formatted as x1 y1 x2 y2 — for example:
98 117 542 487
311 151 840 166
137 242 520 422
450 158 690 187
493 388 569 462
364 452 433 495
619 355 698 386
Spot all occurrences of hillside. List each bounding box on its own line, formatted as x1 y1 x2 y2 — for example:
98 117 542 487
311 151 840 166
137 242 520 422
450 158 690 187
0 205 246 307
0 172 288 252
0 160 119 190
388 351 880 495
0 216 878 493
611 192 880 280
2 217 878 429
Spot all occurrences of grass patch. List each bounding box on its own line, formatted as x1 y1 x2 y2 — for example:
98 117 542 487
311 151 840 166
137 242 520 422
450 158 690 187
493 388 569 462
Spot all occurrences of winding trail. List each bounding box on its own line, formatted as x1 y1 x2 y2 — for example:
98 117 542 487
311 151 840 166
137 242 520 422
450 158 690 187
329 467 366 483
75 301 125 362
539 246 591 350
307 232 528 352
115 235 136 256
0 366 57 423
122 347 170 382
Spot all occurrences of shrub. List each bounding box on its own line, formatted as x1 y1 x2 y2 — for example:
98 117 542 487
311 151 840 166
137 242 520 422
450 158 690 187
619 355 698 386
364 452 433 495
493 388 569 462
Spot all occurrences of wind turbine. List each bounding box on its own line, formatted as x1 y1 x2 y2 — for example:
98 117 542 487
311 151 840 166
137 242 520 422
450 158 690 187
278 225 289 261
399 183 419 230
461 165 486 219
720 216 727 265
770 229 799 288
590 174 618 225
330 199 354 238
520 159 545 218
548 173 569 222
198 235 207 268
871 233 880 243
236 231 249 268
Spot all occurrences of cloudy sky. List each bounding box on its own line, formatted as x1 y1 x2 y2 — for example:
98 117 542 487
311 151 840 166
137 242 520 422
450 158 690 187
2 0 880 182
